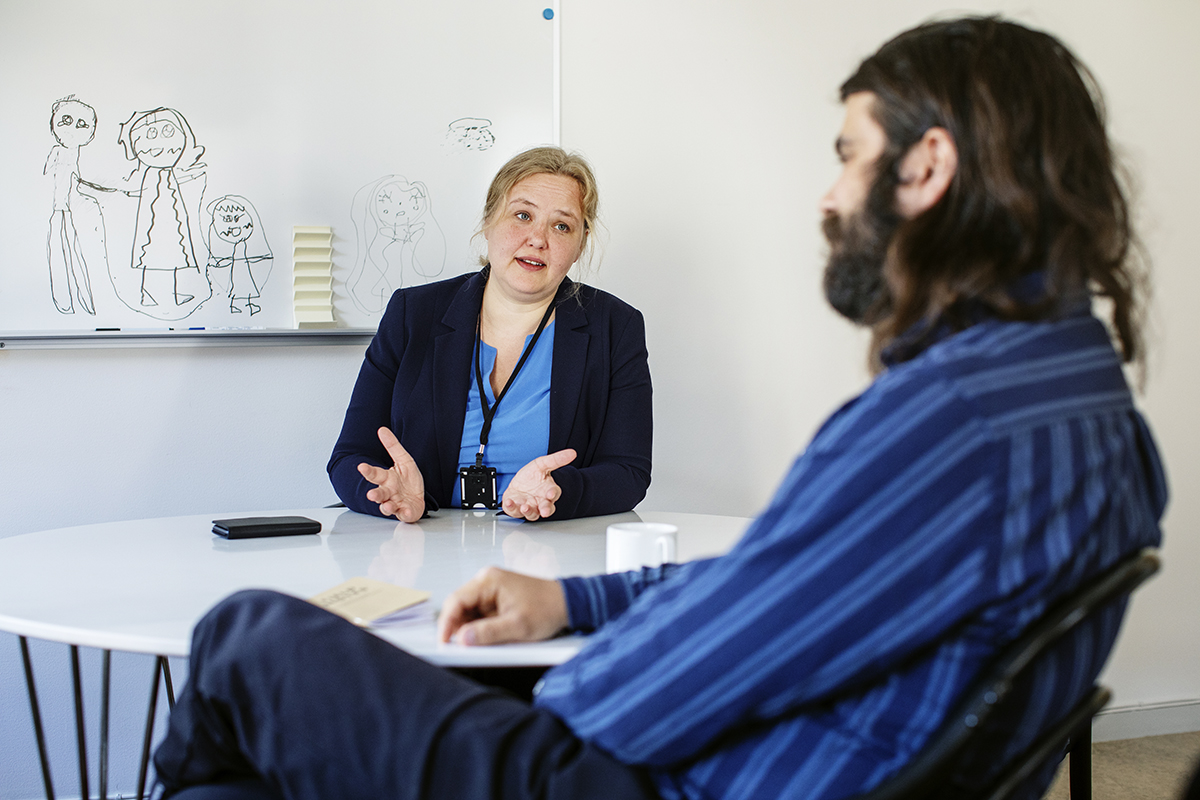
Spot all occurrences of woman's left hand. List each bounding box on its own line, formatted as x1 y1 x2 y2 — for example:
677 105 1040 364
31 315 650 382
501 448 577 521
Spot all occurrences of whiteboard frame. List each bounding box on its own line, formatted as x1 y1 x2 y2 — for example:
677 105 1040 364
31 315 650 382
0 329 375 350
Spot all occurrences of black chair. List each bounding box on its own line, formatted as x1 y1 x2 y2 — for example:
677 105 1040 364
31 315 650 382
1183 755 1200 800
848 548 1161 800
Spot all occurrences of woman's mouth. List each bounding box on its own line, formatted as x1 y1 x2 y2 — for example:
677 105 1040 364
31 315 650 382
517 257 546 269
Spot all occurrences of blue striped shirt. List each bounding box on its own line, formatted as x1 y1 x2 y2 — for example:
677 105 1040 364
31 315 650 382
534 309 1167 800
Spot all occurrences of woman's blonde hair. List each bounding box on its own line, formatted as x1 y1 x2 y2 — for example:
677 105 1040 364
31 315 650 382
478 146 600 269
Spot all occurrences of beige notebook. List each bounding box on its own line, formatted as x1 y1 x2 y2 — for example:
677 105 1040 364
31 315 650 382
309 577 431 627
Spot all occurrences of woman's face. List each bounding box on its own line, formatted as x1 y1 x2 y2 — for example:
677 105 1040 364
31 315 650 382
484 173 586 305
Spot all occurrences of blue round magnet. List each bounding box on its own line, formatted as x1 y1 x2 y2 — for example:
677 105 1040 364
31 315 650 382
543 8 554 20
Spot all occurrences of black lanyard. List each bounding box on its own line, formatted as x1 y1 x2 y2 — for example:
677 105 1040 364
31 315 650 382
472 298 555 466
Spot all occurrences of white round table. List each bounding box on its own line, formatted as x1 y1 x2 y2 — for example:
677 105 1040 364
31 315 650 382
1 506 751 799
0 507 751 665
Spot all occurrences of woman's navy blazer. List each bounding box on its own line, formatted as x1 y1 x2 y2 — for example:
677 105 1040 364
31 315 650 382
328 270 653 520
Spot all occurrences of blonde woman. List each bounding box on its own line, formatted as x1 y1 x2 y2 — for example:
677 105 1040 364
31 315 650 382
329 146 651 522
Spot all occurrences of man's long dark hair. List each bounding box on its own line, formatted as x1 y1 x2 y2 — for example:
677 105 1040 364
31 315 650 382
841 16 1146 369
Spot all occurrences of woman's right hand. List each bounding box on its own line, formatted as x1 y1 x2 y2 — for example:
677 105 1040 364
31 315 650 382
357 427 426 523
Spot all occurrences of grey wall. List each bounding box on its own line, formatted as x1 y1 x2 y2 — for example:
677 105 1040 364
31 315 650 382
1 345 361 797
3 1 1199 796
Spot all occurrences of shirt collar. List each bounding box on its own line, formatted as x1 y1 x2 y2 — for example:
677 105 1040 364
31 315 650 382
879 272 1089 367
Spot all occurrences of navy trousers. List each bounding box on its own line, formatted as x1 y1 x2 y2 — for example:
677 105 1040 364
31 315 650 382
153 590 659 800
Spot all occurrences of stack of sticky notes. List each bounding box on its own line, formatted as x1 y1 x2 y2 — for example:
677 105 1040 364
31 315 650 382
293 226 335 328
309 576 431 627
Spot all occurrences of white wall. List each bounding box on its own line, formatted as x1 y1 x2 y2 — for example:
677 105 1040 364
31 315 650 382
559 0 1200 730
3 1 1198 796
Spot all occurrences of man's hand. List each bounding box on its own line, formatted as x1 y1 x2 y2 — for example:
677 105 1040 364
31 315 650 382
438 567 568 646
357 427 425 523
501 448 576 521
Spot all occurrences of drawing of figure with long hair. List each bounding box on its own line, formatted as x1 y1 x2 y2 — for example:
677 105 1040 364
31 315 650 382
116 107 211 318
349 175 445 313
206 194 272 315
44 95 107 315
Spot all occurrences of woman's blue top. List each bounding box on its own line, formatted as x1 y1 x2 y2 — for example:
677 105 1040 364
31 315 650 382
450 322 554 507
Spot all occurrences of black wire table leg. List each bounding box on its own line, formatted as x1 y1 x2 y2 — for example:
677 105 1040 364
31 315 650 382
19 636 56 800
136 656 164 800
70 645 90 800
162 657 176 710
100 650 111 800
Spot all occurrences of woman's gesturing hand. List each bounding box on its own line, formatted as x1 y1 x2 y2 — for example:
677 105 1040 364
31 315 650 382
438 566 569 646
357 427 426 523
501 448 577 521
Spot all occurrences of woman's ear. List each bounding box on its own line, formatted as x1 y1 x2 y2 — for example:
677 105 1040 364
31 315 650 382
894 127 958 218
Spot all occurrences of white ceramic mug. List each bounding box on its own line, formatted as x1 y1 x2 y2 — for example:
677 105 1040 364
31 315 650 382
606 522 678 573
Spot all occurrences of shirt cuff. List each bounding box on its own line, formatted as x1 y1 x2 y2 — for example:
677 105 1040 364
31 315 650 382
559 573 642 632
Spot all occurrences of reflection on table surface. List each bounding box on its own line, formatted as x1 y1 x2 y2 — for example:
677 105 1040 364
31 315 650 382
0 508 751 666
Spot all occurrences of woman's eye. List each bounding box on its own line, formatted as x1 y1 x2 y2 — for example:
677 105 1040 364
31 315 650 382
516 211 531 221
554 222 570 233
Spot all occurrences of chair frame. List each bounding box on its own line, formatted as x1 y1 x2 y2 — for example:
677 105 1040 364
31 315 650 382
850 548 1161 800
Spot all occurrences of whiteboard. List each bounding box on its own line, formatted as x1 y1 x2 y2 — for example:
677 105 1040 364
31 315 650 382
0 0 557 333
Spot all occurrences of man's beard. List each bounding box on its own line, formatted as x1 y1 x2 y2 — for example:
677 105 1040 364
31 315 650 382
821 190 901 325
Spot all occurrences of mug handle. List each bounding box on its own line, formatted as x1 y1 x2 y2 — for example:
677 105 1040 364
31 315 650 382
657 535 677 565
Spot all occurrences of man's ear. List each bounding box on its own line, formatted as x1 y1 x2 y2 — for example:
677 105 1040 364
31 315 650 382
895 127 957 218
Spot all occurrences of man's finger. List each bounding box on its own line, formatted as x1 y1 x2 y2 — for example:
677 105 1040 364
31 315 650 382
438 591 474 642
437 569 495 642
456 615 524 647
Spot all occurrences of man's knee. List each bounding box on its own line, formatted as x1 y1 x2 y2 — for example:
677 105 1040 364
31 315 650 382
192 589 331 667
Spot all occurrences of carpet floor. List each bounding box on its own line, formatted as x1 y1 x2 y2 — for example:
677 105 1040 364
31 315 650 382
1044 731 1200 799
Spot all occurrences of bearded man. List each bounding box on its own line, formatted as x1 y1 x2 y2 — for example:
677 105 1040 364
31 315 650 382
154 16 1166 800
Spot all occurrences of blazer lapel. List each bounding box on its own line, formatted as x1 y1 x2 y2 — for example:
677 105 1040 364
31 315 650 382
550 285 589 451
431 273 485 490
